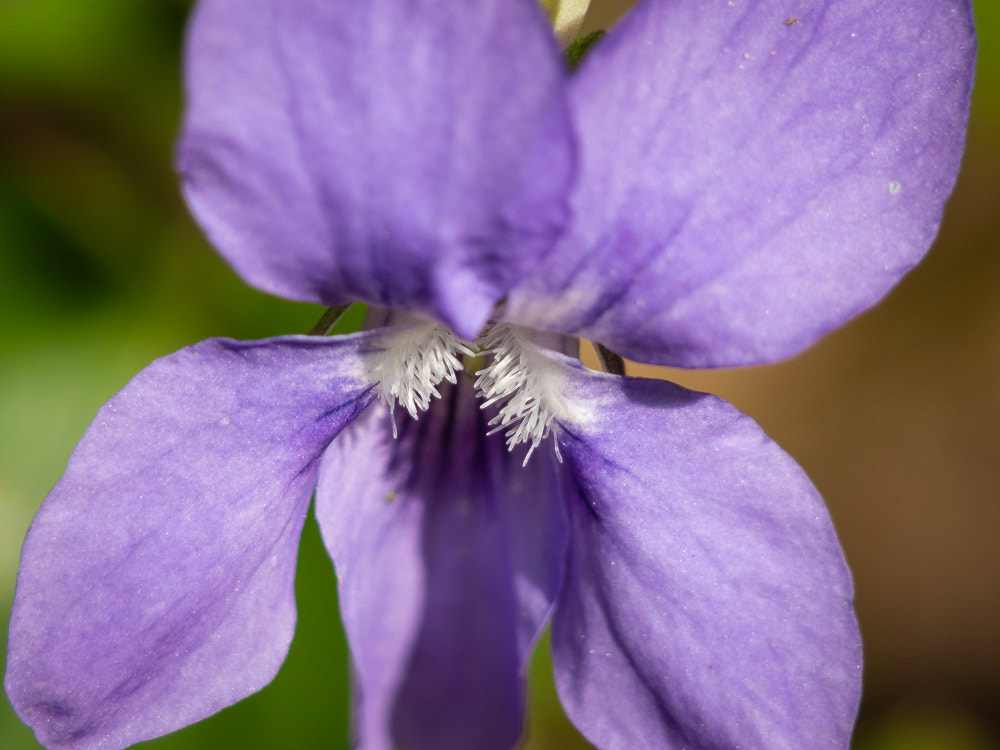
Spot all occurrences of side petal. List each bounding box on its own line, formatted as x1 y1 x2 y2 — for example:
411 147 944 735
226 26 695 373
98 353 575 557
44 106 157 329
550 366 861 748
315 379 568 750
5 335 377 750
506 0 976 366
178 0 573 338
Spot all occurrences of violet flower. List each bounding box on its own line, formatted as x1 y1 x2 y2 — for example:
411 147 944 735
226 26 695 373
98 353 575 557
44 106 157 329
5 0 974 749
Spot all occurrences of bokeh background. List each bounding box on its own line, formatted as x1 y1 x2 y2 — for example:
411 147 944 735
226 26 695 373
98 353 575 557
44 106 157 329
1 0 996 748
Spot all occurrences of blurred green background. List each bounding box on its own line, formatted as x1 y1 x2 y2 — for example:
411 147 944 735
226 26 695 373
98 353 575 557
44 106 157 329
1 0 997 748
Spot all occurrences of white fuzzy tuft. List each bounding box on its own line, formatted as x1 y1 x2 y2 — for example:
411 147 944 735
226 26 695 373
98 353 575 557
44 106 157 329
371 324 475 436
474 324 567 465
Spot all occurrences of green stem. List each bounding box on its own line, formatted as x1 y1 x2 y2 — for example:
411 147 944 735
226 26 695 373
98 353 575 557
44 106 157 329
308 304 351 335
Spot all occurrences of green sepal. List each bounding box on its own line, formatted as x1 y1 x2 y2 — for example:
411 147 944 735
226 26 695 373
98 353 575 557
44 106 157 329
566 29 605 69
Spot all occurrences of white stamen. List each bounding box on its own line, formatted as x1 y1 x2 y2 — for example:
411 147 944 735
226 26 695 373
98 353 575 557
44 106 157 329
474 324 567 466
370 324 475 437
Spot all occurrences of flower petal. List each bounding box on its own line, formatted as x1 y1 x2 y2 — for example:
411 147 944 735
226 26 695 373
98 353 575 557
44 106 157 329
506 0 976 366
178 0 573 338
550 366 861 748
5 335 377 750
315 379 568 750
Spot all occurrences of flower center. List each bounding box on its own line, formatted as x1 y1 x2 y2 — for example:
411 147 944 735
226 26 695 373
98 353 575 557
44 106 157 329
475 324 567 466
371 322 567 462
371 324 474 437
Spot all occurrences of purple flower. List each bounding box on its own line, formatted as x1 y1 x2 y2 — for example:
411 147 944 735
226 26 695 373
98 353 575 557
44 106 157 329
5 0 974 749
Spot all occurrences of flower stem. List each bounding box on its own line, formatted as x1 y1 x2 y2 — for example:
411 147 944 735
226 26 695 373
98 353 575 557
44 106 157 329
543 0 592 47
308 305 351 335
594 343 626 375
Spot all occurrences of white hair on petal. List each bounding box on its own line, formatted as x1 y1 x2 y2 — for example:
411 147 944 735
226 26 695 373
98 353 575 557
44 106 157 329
371 324 475 436
474 324 567 466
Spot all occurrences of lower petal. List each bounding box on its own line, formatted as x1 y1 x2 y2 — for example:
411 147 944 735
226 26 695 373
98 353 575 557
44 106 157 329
315 378 567 750
550 366 862 749
5 334 377 750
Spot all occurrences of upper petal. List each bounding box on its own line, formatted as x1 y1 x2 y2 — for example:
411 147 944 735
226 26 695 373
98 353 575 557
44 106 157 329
506 0 976 366
549 365 861 748
178 0 574 338
315 379 568 750
5 335 376 750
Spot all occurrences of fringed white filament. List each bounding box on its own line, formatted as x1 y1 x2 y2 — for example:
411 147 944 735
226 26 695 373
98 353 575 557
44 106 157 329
372 324 475 437
474 324 565 466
